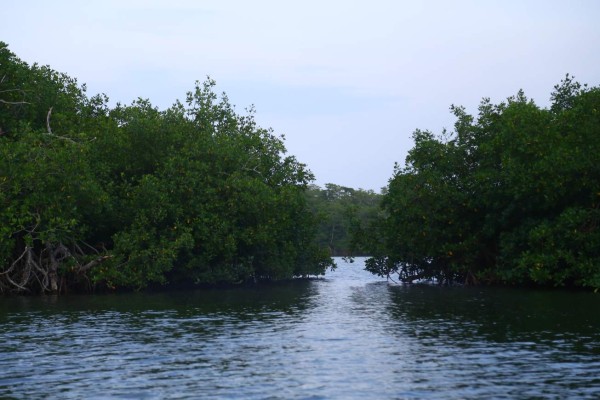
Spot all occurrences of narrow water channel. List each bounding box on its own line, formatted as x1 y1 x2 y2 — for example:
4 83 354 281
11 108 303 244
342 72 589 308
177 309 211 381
1 258 599 399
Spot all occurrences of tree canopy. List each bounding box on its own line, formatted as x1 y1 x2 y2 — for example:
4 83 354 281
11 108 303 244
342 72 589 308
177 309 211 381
4 41 598 293
0 42 333 294
362 76 600 289
305 183 382 256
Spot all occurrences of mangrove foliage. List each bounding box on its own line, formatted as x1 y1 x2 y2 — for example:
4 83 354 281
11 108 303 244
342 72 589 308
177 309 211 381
0 42 333 294
305 183 382 256
361 76 600 290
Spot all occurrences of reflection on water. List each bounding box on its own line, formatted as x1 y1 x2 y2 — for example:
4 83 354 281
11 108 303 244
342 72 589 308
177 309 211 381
1 258 599 399
381 284 600 398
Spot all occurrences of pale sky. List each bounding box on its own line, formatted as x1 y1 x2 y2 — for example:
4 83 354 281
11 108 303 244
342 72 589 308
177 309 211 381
3 0 600 191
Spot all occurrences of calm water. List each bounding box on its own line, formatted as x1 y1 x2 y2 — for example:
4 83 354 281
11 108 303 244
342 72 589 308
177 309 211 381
1 257 599 399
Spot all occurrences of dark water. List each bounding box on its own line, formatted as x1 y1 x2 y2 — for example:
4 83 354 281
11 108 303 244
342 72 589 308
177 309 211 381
1 258 600 399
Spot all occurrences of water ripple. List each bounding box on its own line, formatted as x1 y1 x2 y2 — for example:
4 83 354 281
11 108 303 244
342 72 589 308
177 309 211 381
1 258 600 399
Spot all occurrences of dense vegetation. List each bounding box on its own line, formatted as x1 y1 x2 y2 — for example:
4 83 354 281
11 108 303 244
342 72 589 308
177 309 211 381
305 183 381 256
0 42 333 294
4 42 598 294
362 76 600 289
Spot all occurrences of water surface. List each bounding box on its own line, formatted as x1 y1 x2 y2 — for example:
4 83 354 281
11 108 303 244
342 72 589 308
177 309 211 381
1 258 599 399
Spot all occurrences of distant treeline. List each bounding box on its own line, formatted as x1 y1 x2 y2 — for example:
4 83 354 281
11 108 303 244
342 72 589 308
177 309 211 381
305 183 381 257
358 76 600 290
0 42 333 294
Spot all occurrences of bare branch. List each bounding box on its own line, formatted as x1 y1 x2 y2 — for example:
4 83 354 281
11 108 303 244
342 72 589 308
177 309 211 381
45 107 77 144
29 247 49 290
79 255 113 272
6 273 30 292
46 107 53 134
0 247 34 292
0 88 27 93
0 98 30 105
0 83 30 105
0 247 29 276
386 273 399 284
77 240 101 255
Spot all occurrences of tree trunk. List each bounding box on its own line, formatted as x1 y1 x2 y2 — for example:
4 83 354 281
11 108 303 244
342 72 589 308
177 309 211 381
46 242 59 292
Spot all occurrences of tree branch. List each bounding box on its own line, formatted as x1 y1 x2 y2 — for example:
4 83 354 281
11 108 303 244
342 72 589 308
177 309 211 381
78 255 113 272
0 98 30 105
45 107 76 143
46 107 53 135
0 247 29 276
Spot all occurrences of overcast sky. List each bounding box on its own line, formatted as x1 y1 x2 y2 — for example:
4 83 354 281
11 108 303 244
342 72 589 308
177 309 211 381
3 0 600 191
